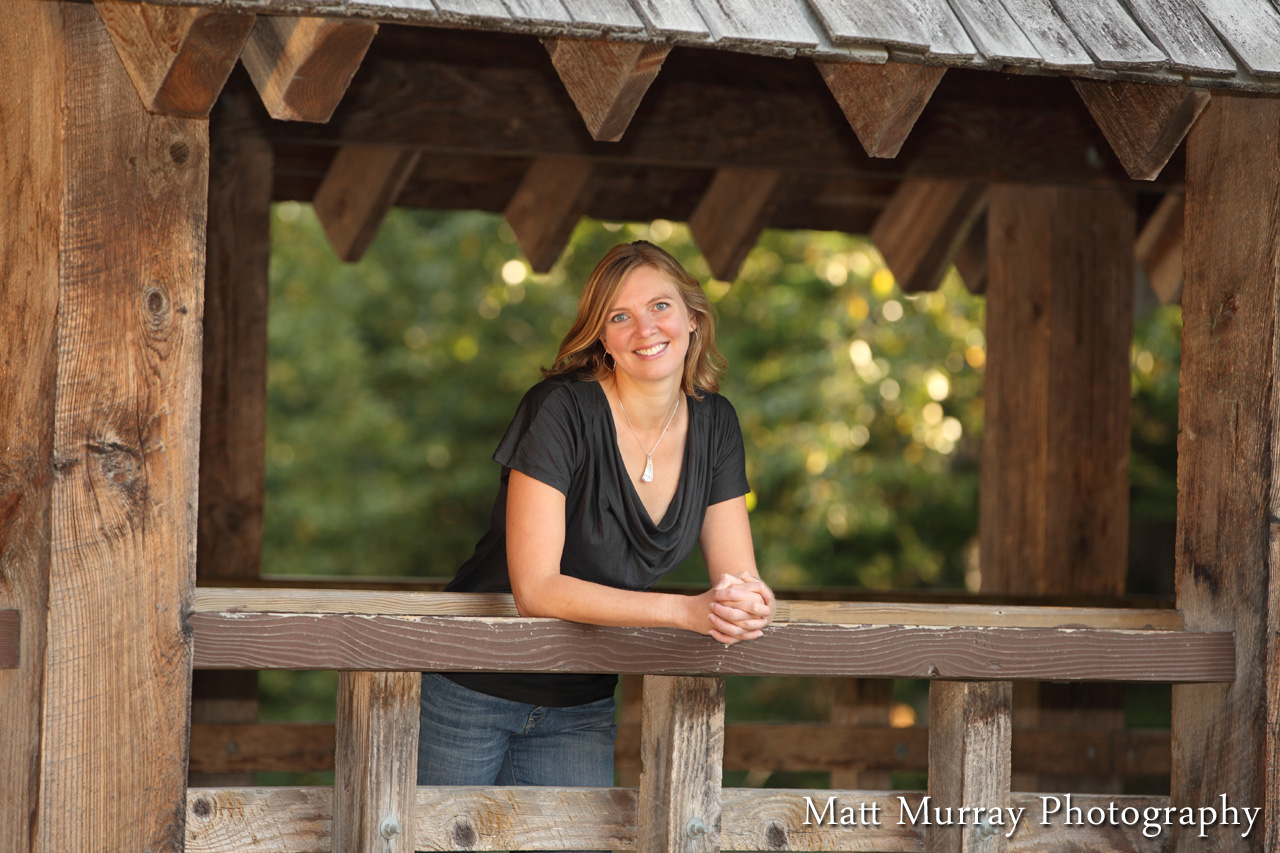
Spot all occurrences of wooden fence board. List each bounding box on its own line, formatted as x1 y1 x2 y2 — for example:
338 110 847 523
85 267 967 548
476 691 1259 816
189 612 1234 681
928 681 1011 853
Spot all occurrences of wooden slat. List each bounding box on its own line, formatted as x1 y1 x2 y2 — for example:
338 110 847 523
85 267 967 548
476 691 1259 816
805 0 931 51
928 681 1012 853
991 0 1092 70
638 676 724 853
689 0 820 52
504 156 595 273
626 0 710 39
432 0 512 24
1190 0 1280 77
1135 193 1184 306
1048 0 1166 69
240 16 378 123
1176 92 1280 852
95 1 254 117
1120 0 1236 76
945 0 1041 64
544 38 670 142
870 179 986 292
1073 79 1210 181
37 4 207 849
982 187 1134 598
689 167 783 281
185 786 1176 852
189 612 1235 681
817 61 947 159
312 144 421 262
335 672 420 853
559 0 646 32
0 11 59 852
501 0 574 28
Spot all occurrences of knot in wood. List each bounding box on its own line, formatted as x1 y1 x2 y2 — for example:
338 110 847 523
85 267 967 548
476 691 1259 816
765 821 788 849
190 797 212 818
145 284 170 322
169 141 190 166
451 819 478 848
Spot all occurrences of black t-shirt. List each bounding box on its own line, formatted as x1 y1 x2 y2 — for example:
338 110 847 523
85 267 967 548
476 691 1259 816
442 373 751 706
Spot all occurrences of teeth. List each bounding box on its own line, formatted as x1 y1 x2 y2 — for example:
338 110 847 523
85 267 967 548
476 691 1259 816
635 343 666 356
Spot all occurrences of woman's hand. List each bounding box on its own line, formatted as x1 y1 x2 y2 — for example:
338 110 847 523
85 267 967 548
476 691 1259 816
704 572 775 644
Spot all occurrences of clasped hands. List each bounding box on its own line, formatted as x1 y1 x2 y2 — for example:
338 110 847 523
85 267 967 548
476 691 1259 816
704 571 775 645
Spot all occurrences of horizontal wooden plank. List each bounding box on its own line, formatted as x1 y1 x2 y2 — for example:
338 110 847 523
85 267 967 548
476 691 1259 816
184 786 1174 852
188 720 1171 777
0 610 18 668
194 587 1183 629
190 611 1234 681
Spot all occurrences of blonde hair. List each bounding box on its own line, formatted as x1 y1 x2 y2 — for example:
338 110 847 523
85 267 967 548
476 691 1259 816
545 241 725 397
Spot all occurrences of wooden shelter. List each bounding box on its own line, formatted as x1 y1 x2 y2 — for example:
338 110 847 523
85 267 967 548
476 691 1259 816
2 0 1278 851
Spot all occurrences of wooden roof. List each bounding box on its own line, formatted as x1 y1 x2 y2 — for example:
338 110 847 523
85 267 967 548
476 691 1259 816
139 0 1280 92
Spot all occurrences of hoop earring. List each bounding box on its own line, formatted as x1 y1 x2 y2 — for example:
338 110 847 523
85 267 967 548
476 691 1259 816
692 328 699 339
603 352 615 371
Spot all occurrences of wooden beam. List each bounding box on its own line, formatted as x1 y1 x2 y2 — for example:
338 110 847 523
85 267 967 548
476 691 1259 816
0 610 17 668
1175 92 1280 851
927 682 1012 853
953 212 987 295
870 179 987 293
689 167 783 281
240 15 377 123
1073 79 1210 182
189 611 1235 681
185 786 1177 852
618 674 644 786
816 60 947 159
335 672 420 853
828 679 893 788
638 676 724 853
1135 193 1184 306
313 144 421 262
34 3 207 849
982 187 1135 597
504 156 595 273
0 8 60 851
95 1 254 117
544 37 670 142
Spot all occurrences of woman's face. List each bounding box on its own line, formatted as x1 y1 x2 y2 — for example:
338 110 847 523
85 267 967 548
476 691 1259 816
600 265 695 386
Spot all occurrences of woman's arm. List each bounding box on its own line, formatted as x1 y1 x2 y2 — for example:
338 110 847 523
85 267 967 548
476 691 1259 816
506 470 745 640
699 496 776 640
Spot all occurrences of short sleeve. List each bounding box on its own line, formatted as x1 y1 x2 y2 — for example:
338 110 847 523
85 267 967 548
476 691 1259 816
492 380 582 495
707 394 750 505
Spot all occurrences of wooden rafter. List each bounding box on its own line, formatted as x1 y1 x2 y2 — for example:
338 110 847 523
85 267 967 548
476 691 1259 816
240 15 377 123
95 1 254 117
544 37 670 142
1135 192 1184 305
504 156 595 273
1073 79 1210 181
870 178 987 293
313 144 422 262
689 167 783 281
816 60 947 159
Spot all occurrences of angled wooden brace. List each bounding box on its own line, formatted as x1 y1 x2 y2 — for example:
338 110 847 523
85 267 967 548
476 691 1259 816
1135 192 1184 305
816 60 946 159
505 156 596 273
954 212 988 295
313 145 422 263
0 610 17 668
545 37 670 142
1074 79 1210 181
240 15 378 123
927 681 1012 853
871 179 988 293
689 168 784 282
95 1 255 117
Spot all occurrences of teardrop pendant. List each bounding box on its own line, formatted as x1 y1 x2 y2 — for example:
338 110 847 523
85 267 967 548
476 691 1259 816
641 454 654 483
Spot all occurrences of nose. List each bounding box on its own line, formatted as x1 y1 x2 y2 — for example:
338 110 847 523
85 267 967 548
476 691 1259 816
636 313 658 336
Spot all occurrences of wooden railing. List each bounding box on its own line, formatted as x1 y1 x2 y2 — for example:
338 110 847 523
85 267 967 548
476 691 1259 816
180 589 1233 853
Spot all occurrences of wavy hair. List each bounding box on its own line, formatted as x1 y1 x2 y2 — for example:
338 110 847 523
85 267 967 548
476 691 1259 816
545 241 725 398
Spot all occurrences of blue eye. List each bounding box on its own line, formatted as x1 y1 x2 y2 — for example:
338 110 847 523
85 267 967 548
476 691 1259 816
654 302 670 311
610 312 629 323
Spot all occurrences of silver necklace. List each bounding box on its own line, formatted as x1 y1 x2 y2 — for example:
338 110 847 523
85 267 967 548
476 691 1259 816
617 393 680 483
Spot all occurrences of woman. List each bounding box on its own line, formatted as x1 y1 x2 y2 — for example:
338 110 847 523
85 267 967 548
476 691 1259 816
418 240 774 790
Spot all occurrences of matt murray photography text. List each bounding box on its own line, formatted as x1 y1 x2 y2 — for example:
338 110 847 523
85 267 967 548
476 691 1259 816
802 794 1259 839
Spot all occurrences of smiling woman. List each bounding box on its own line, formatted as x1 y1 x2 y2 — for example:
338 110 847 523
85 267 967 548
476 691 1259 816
418 240 775 803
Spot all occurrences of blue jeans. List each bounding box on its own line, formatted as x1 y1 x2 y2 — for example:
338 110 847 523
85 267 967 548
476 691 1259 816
417 673 616 787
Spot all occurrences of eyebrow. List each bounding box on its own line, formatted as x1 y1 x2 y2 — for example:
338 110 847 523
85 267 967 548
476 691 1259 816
609 292 678 313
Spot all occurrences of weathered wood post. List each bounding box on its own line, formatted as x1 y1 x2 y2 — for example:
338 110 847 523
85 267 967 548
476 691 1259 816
927 681 1012 853
0 2 209 849
1174 92 1280 852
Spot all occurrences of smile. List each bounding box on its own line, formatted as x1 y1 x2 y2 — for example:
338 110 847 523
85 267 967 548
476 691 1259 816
634 342 668 357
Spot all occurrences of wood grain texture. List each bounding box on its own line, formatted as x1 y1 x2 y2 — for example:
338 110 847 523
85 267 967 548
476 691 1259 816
992 0 1091 70
0 5 61 849
1073 79 1209 181
806 0 977 57
1049 0 1165 69
544 37 670 142
953 213 986 294
1175 92 1280 852
945 0 1040 64
689 167 783 281
0 611 18 669
335 671 420 853
37 4 207 850
1135 193 1184 306
1189 0 1280 77
95 1 254 117
817 61 946 159
828 679 893 788
313 144 421 262
1121 0 1236 76
870 179 986 292
190 722 336 773
689 0 819 52
504 156 595 272
627 0 710 38
982 187 1134 598
558 0 646 32
189 612 1235 681
184 785 1176 852
240 15 377 122
638 676 724 853
927 681 1011 853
